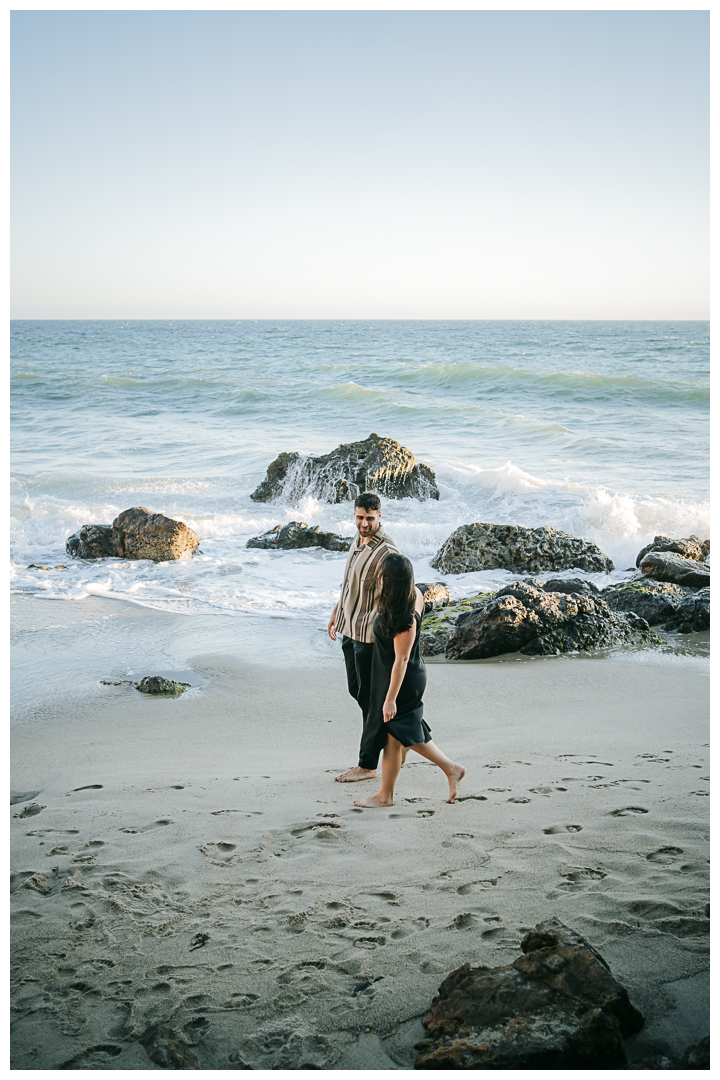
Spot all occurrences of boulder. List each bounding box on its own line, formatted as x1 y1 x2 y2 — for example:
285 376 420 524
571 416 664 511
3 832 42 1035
420 593 496 656
602 578 697 626
136 676 190 696
416 582 451 613
639 551 710 589
524 576 601 596
661 587 710 634
432 523 613 575
635 534 709 568
246 521 352 552
444 582 659 660
250 434 439 503
66 507 198 562
414 918 644 1069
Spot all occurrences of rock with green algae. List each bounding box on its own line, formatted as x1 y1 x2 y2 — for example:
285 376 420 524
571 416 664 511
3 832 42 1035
420 592 496 656
602 577 697 626
136 676 190 696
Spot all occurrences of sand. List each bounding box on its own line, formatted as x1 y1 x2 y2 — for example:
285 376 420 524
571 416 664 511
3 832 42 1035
10 651 709 1070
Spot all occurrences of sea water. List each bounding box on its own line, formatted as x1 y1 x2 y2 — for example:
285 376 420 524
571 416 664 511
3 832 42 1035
11 320 709 713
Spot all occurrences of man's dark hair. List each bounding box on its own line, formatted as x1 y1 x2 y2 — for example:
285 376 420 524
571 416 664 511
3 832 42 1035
354 491 381 512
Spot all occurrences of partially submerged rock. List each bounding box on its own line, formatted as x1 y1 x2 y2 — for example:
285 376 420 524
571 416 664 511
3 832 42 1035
414 918 644 1069
444 582 659 660
635 534 710 568
432 524 613 575
67 507 199 562
246 521 352 552
661 587 710 634
250 434 439 503
417 582 451 613
639 551 710 589
602 578 697 626
136 676 190 696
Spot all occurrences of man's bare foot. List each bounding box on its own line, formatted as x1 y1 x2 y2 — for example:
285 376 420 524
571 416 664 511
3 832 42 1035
401 747 408 765
447 764 466 803
353 793 394 808
335 767 377 783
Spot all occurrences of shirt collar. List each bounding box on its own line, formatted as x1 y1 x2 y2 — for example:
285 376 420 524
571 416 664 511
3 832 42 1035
356 524 385 548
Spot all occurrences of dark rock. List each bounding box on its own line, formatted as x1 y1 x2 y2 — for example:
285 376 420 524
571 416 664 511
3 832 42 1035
415 918 644 1069
246 521 352 552
67 507 199 562
626 1035 710 1070
640 551 710 589
534 576 601 596
420 593 496 656
139 1025 200 1070
432 523 613 575
635 534 709 568
603 578 696 626
416 582 451 612
444 582 660 660
136 676 190 696
250 433 439 503
661 587 710 633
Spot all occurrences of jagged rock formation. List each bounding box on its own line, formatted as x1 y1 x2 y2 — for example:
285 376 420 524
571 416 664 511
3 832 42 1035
603 578 698 626
250 434 439 503
660 587 710 633
432 524 613 575
414 919 644 1069
443 582 659 659
639 551 710 589
525 576 601 596
416 582 451 612
246 521 352 552
420 593 496 656
635 534 710 568
66 507 198 562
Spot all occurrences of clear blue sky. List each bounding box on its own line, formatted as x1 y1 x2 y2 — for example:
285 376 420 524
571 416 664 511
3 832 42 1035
11 10 709 319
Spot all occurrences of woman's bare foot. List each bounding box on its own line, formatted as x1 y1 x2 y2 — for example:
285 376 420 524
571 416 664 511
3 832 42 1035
353 793 394 808
335 767 377 783
447 764 466 803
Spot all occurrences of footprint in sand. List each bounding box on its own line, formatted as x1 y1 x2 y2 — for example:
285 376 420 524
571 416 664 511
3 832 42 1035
508 797 531 804
120 819 173 834
560 867 607 885
441 832 476 847
608 806 649 817
647 846 684 864
66 785 103 794
447 912 477 930
543 824 583 834
454 795 488 802
10 790 41 805
456 879 498 894
416 810 435 818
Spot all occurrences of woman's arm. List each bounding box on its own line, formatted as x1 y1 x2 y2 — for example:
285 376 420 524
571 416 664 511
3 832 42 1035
414 586 425 615
383 620 416 722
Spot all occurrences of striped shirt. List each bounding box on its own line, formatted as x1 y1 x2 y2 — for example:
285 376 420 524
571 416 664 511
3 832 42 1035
334 526 398 643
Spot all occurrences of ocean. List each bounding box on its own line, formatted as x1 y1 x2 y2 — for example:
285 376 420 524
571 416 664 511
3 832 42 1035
11 320 710 714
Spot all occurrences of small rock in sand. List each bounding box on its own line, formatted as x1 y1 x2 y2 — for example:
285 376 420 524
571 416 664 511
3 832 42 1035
136 676 190 695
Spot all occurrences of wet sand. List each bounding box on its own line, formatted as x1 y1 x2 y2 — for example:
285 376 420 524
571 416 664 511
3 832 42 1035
10 653 709 1069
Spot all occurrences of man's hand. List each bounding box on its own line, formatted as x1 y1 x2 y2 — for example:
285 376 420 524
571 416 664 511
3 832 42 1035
327 613 337 641
383 697 397 723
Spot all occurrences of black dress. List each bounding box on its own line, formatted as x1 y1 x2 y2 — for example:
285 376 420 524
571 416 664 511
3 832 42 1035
369 609 432 751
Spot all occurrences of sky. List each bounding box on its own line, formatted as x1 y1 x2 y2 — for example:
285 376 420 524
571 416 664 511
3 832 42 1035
10 9 709 320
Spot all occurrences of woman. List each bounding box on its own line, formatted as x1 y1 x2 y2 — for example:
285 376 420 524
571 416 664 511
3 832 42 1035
353 552 465 808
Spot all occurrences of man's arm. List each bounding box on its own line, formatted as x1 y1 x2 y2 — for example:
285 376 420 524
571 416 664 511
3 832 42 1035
328 603 338 641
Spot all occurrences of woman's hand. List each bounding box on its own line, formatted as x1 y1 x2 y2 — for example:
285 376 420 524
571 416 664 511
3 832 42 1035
383 697 397 723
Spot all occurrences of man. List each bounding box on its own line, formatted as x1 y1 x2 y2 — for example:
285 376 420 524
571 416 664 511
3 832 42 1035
328 492 398 782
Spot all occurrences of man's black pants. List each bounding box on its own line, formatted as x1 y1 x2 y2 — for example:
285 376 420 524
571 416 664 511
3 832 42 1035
342 636 383 771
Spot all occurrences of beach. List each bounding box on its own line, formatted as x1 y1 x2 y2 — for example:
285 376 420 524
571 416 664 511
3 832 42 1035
11 598 709 1069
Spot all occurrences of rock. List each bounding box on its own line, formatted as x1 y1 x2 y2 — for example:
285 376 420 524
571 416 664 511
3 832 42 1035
416 582 451 612
414 918 644 1069
626 1035 710 1070
639 551 710 589
13 802 46 818
432 523 613 575
139 1025 200 1070
524 576 601 596
420 593 496 656
602 578 697 626
136 676 190 696
661 587 710 633
250 433 439 503
444 582 660 660
635 534 709 568
67 507 199 562
246 521 352 552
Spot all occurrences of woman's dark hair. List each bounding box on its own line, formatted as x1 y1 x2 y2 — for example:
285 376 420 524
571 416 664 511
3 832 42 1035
375 552 416 636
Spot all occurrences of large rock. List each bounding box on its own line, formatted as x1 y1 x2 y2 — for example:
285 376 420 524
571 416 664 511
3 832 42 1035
246 521 352 552
416 582 451 613
639 551 710 589
420 593 496 656
602 578 697 626
66 507 198 562
432 524 613 575
250 434 439 503
635 534 709 568
525 576 601 596
414 918 644 1069
444 582 659 660
661 587 710 634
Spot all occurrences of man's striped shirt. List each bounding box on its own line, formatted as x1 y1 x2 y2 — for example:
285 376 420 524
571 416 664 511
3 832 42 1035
334 526 398 643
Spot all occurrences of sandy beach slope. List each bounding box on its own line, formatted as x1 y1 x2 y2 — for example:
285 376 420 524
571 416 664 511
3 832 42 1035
11 651 709 1069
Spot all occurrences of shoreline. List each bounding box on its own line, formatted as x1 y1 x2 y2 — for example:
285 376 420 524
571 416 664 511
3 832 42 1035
11 650 709 1069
